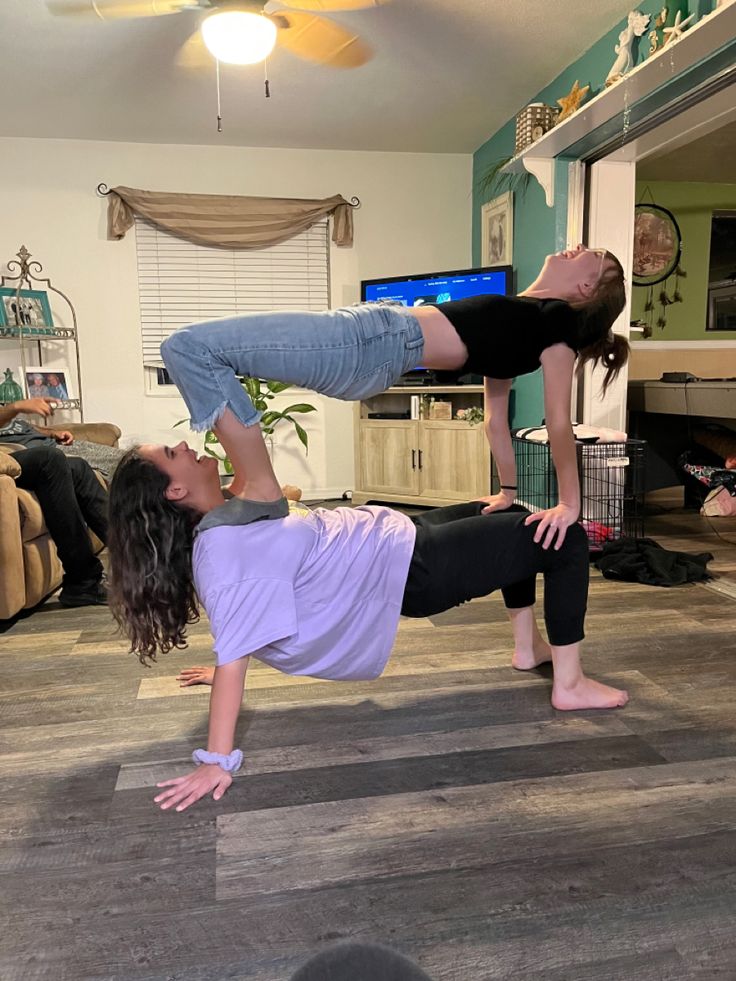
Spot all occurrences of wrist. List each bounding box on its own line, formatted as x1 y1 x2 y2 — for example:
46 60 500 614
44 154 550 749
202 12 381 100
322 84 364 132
192 748 243 772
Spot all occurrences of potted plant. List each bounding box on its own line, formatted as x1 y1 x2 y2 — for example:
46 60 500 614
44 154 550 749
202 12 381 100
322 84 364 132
179 376 317 476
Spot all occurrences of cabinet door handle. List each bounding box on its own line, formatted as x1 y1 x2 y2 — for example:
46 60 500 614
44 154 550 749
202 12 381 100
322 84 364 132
417 449 423 470
411 449 416 470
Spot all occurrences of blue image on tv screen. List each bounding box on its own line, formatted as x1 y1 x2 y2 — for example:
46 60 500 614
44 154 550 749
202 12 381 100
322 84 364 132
361 266 511 306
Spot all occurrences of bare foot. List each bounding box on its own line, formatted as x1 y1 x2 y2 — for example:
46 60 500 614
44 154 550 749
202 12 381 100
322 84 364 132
551 676 629 711
177 666 215 687
512 639 552 671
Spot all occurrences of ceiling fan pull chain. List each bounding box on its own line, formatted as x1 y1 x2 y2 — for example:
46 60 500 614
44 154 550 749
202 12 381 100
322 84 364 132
264 57 270 99
216 57 223 133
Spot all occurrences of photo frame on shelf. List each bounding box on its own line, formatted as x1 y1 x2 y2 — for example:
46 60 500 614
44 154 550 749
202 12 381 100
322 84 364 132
0 287 54 335
21 366 73 401
481 192 514 267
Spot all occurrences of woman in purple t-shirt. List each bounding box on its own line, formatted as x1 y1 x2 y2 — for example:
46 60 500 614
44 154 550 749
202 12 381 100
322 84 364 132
107 415 628 813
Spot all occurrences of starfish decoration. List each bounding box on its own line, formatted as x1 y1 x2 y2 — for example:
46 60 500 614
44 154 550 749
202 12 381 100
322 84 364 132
663 9 696 44
557 80 590 122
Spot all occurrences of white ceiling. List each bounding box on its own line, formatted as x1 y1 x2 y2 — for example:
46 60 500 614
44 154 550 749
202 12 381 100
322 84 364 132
637 121 736 183
0 0 635 153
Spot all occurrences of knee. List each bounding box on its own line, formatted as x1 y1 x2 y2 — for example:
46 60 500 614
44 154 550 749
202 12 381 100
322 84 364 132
561 521 589 561
30 445 67 472
161 328 200 369
67 455 97 482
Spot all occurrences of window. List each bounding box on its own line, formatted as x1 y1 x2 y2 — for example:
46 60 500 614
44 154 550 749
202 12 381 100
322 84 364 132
134 218 330 381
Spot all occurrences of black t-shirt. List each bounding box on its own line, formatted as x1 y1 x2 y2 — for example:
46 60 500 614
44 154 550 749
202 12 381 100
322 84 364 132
435 294 581 380
0 419 55 448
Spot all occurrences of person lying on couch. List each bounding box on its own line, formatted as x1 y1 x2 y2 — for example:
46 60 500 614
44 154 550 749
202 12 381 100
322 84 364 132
0 397 108 608
0 397 124 478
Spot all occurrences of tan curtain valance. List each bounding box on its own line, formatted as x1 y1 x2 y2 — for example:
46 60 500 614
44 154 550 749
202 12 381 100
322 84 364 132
106 186 355 249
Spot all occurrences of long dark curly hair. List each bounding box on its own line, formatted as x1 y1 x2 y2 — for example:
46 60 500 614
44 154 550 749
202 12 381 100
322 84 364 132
107 448 200 665
571 250 630 392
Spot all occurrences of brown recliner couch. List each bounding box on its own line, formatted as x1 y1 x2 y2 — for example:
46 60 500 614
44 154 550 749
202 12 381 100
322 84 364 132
0 422 121 620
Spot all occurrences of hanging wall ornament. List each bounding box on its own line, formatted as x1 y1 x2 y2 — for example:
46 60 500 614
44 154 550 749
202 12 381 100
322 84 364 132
632 195 682 287
673 264 686 303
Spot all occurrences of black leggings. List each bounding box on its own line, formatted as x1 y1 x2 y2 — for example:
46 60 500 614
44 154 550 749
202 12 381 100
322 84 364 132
12 446 108 586
400 503 589 646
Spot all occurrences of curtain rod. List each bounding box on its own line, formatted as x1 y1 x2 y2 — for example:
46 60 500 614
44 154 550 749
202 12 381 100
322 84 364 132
96 184 360 207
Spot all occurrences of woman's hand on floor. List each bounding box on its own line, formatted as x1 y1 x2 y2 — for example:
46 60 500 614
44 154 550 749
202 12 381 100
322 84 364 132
154 764 232 811
524 503 579 550
479 490 516 514
177 666 215 687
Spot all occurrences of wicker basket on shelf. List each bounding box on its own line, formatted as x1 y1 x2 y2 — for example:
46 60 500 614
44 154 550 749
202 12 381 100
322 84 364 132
514 103 559 155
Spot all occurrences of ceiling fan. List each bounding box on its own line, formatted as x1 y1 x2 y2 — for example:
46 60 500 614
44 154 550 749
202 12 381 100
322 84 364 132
47 0 387 69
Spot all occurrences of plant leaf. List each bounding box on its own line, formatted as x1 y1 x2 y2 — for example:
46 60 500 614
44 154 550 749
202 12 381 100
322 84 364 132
293 420 309 452
282 403 317 414
242 377 260 401
266 380 292 394
476 155 531 201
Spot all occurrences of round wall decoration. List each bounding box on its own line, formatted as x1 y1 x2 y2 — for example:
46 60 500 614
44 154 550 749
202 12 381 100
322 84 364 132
632 204 682 286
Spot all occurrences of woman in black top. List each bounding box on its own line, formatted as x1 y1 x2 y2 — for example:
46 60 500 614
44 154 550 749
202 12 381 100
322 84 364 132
161 244 627 552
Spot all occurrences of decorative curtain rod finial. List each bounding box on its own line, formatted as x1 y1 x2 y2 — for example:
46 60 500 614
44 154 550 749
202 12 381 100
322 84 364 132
97 183 111 196
349 197 361 208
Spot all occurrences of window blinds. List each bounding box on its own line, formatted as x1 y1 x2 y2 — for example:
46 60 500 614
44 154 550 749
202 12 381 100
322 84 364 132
135 217 330 367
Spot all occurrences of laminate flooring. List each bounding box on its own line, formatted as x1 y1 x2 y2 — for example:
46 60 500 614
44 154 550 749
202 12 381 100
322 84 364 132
1 507 736 981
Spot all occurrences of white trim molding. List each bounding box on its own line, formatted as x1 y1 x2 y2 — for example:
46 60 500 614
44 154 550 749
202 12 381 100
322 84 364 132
630 340 736 349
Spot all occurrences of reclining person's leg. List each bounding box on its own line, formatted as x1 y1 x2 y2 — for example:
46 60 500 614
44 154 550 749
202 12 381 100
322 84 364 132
12 446 105 606
65 455 109 544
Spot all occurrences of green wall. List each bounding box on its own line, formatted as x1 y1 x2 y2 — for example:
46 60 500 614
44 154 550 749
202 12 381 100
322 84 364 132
631 181 736 340
472 0 717 425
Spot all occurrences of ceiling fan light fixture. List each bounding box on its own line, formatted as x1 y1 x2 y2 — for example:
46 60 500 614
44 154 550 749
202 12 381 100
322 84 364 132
201 9 277 65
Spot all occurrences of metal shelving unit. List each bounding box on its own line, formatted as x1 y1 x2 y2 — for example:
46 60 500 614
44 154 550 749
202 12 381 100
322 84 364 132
0 245 83 419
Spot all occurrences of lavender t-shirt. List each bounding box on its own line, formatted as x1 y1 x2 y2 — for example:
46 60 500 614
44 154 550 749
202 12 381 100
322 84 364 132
192 504 416 681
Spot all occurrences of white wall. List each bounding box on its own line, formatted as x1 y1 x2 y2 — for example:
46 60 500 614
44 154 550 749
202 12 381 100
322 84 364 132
0 137 471 497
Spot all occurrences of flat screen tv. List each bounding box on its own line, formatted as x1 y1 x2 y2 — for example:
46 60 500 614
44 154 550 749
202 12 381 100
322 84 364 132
361 265 513 306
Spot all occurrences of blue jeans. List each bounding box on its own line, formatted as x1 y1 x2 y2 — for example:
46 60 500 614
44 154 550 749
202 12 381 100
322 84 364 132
161 304 425 431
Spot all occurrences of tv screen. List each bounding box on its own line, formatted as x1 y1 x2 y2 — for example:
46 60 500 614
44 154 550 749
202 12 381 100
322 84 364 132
361 265 513 306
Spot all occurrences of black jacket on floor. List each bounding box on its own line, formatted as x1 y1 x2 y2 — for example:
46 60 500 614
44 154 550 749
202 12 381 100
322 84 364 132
593 537 713 587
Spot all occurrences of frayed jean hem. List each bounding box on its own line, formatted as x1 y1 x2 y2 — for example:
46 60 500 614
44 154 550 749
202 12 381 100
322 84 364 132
188 399 262 433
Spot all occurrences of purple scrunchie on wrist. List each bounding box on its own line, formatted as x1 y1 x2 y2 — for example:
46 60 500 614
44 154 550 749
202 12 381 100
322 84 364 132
192 748 243 772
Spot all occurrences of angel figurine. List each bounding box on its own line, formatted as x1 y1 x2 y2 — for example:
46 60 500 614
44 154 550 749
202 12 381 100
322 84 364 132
606 10 651 86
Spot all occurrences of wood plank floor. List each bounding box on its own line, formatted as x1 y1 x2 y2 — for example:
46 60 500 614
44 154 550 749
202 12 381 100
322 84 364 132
1 508 735 980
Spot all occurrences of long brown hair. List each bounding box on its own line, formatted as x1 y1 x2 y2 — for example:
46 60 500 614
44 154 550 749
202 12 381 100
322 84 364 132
570 250 630 392
107 448 200 665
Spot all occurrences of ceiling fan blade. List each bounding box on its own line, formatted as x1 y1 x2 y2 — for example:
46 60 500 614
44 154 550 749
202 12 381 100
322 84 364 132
47 0 198 19
276 0 387 10
274 10 372 68
175 28 213 69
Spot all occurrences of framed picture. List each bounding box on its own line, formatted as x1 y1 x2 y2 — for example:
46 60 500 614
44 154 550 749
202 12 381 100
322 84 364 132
481 192 514 267
632 204 682 286
21 366 74 401
0 287 54 334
